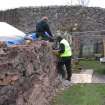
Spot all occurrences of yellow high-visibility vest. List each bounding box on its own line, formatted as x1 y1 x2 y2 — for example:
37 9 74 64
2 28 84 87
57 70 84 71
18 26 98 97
60 39 72 57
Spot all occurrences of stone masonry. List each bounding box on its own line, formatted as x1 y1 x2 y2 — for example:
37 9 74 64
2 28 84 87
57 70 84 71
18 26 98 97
0 41 59 105
0 6 105 57
0 6 105 33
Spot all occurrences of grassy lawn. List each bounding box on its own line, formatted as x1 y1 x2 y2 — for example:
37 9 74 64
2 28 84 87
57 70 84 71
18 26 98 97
52 84 105 105
79 59 105 74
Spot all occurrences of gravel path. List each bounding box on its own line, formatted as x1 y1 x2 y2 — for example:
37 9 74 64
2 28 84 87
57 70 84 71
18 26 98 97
71 69 93 83
71 69 105 83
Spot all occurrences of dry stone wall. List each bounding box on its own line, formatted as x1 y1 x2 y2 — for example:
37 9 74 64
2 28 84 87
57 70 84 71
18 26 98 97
1 5 105 105
0 41 59 105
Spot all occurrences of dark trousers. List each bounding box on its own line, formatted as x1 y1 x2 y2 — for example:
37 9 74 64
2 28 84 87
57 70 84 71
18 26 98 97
36 32 49 40
57 56 72 81
36 32 53 42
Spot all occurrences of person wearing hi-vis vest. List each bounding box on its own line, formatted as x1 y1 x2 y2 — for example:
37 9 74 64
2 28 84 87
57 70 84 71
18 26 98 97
56 36 72 81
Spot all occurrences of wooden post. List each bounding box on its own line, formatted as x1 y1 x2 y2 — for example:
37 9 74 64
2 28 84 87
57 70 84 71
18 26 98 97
103 38 105 56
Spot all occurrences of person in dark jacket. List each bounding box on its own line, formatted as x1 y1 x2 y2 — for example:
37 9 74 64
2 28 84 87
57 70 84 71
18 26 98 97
56 36 72 81
36 16 53 41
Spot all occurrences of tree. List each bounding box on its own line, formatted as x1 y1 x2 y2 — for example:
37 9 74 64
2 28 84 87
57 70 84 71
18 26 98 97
66 0 73 5
77 0 90 6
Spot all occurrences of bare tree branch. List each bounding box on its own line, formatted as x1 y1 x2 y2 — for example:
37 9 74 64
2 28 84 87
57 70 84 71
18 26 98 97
78 0 90 6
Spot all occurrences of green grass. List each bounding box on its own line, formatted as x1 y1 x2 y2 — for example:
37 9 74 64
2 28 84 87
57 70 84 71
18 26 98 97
52 84 105 105
79 59 105 74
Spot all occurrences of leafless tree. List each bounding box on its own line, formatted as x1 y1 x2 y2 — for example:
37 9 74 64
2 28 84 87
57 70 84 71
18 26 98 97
77 0 90 6
70 0 73 5
66 0 73 5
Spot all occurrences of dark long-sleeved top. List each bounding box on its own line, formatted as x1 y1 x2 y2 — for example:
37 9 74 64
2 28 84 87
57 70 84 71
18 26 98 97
59 43 65 54
36 20 53 37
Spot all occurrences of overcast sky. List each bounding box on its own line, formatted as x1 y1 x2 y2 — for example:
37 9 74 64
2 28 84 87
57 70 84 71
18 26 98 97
0 0 104 10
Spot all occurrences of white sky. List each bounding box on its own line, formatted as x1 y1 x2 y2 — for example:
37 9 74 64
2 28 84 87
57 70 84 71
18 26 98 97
0 0 105 10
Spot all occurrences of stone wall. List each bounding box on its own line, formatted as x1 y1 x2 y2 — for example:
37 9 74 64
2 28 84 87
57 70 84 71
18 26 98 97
0 6 105 33
0 6 105 57
0 41 59 105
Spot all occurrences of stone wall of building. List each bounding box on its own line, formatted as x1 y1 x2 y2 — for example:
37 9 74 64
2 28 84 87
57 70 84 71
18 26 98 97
0 6 105 33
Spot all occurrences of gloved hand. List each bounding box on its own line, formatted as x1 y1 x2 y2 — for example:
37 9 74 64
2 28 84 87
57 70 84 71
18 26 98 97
52 50 59 56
